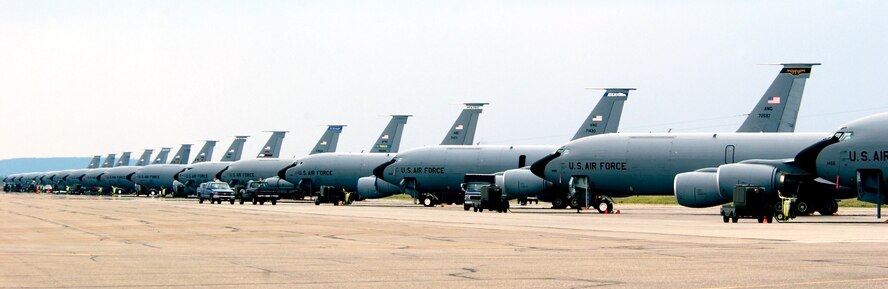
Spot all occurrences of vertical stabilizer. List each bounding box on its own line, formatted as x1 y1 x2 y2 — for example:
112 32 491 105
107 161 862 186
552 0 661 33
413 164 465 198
192 140 218 164
441 103 486 145
115 152 132 167
257 131 287 158
101 154 116 168
136 149 153 166
311 125 345 155
152 148 171 164
572 88 632 140
372 115 411 153
86 155 102 169
220 136 248 162
736 63 819 133
169 144 192 165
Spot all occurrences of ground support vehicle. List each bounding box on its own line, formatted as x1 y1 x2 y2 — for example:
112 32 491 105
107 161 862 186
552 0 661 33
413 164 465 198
197 182 236 204
240 181 279 205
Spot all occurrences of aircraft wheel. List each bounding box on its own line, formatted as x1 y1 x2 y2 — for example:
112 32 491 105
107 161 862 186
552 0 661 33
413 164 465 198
820 200 837 215
315 200 320 205
551 196 568 209
797 201 810 215
597 201 613 214
230 199 235 205
464 204 470 211
722 215 729 223
731 214 739 223
569 196 579 209
252 198 257 205
239 198 244 205
260 201 265 205
199 198 204 204
766 215 773 223
271 199 277 205
478 207 484 213
757 215 764 223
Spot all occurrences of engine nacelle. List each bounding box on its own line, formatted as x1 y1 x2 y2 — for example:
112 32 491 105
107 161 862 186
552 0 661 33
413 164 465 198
498 168 551 199
716 163 781 200
674 171 725 208
357 176 401 199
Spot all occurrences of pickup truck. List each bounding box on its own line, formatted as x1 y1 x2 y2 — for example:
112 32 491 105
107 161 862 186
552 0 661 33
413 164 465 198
240 180 279 205
197 181 236 204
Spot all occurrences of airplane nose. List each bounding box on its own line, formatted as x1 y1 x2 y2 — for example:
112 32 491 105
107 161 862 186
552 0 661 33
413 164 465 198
530 151 561 179
373 159 397 180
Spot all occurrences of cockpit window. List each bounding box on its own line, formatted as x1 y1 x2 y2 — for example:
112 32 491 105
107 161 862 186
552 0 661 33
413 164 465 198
393 157 402 162
556 148 569 155
840 132 853 141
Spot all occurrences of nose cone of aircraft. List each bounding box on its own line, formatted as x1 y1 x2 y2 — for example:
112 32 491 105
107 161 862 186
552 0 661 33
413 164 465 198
530 151 561 179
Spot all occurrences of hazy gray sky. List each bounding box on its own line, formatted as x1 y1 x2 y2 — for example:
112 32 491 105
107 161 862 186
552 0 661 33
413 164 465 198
2 0 886 160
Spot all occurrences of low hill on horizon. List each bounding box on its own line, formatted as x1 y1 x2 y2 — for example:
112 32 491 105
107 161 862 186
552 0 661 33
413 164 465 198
0 157 94 176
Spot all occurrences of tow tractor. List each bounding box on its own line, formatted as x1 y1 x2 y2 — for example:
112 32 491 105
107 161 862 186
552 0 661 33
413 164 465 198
720 185 778 223
467 185 509 213
314 186 354 206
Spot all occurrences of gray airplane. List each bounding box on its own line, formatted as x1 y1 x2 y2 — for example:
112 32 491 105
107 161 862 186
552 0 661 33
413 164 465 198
376 63 819 209
285 104 485 201
80 153 128 194
99 149 154 194
173 136 249 195
132 144 193 196
245 125 348 198
222 116 406 198
53 155 103 194
215 131 292 194
529 64 822 213
675 112 888 219
373 90 630 207
75 153 116 194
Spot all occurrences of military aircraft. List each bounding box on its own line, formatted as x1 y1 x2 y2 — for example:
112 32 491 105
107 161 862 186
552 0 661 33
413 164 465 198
132 144 192 196
675 112 888 219
285 104 485 201
376 63 819 209
530 63 823 213
216 126 330 195
240 125 348 198
99 149 154 194
173 136 249 195
221 116 406 198
373 90 630 207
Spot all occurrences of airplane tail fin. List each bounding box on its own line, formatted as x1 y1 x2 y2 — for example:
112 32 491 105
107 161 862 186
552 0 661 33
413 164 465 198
192 140 218 164
86 155 102 169
100 154 116 168
169 144 192 165
152 148 171 164
736 63 820 133
135 149 153 166
441 103 486 145
220 136 248 162
572 88 633 140
311 125 345 155
371 115 411 153
115 152 132 167
257 131 287 158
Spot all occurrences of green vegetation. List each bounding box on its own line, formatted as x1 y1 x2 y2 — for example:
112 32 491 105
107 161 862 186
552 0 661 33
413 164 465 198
613 195 678 205
612 195 877 208
383 194 415 200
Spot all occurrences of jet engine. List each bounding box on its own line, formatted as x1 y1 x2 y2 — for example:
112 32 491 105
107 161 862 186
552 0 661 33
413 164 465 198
497 168 552 199
674 171 723 208
675 164 782 208
357 176 401 199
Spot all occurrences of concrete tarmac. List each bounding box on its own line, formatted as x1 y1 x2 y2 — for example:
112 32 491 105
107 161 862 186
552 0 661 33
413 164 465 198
0 193 886 288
